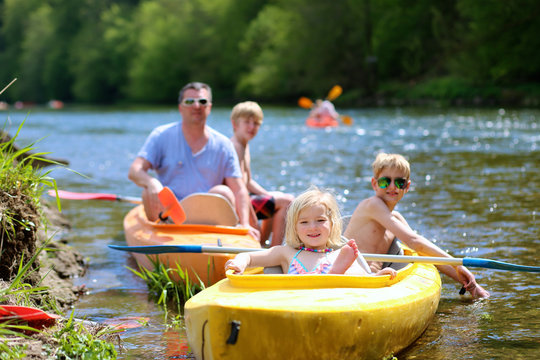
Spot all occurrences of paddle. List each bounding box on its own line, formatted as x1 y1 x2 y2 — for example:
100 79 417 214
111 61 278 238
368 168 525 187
47 189 142 204
0 305 148 331
108 244 540 272
326 85 342 101
48 187 186 224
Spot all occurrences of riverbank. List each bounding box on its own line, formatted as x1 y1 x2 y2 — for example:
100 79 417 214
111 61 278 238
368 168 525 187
0 129 118 358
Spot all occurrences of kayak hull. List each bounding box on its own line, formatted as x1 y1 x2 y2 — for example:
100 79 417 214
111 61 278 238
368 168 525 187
123 205 260 285
306 115 339 128
184 250 441 359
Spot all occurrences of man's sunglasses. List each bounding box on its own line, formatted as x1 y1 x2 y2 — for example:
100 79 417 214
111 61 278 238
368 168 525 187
181 98 209 106
377 177 408 189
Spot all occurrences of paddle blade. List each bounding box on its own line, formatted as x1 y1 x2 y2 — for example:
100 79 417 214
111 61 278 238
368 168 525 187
47 189 142 204
326 85 343 101
340 115 354 126
0 305 60 332
158 187 186 224
109 244 204 254
298 97 313 109
48 189 117 201
463 258 540 272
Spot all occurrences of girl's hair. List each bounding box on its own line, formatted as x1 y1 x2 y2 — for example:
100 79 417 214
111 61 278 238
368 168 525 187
230 101 264 125
285 186 343 249
372 153 410 179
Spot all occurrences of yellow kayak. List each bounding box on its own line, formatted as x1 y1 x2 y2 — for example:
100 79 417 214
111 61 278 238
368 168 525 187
184 248 441 360
123 204 260 286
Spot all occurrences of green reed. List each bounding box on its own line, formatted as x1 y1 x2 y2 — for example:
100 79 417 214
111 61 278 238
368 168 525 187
128 257 206 317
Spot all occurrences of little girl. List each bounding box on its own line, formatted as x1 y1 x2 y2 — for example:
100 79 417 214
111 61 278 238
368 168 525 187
225 187 397 277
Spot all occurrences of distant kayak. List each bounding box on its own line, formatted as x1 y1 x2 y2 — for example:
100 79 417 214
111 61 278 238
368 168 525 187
306 115 339 128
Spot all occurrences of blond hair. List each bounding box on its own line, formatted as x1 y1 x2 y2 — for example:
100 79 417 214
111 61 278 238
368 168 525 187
285 186 343 249
230 101 264 125
372 153 410 179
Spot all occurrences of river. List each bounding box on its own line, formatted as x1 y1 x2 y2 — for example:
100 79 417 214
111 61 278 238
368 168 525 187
5 105 539 359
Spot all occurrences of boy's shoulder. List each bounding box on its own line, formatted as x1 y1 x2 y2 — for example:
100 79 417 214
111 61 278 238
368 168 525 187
354 195 385 211
350 196 392 222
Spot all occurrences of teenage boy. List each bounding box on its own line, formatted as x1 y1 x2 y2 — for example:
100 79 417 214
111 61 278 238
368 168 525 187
344 153 490 299
230 101 294 247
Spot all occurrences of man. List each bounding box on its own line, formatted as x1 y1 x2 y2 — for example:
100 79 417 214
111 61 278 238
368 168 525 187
128 82 260 240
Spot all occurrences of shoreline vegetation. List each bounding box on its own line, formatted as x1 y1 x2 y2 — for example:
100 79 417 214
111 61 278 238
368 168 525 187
1 79 540 110
0 126 119 358
0 1 538 107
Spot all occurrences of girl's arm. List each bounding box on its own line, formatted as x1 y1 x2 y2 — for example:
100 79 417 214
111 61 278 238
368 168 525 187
225 246 288 274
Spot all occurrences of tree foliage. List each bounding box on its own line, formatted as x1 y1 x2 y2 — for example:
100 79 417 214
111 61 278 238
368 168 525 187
0 0 537 104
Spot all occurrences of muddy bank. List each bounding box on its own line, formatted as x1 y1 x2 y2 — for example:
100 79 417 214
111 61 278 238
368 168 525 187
0 194 87 309
37 202 88 308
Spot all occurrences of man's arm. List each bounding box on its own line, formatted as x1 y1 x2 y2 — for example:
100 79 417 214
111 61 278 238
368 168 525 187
225 176 261 241
128 157 163 220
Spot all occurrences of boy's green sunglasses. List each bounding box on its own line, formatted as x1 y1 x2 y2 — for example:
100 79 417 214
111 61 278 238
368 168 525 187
377 177 408 189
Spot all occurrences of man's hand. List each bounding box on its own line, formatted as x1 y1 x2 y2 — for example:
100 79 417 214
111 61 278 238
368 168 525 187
144 178 164 221
246 224 261 242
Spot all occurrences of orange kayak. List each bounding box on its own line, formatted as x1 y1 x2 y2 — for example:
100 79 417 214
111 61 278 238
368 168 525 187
123 205 261 286
306 115 339 128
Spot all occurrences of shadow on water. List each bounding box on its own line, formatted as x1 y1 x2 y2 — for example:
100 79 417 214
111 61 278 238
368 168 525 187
5 106 539 359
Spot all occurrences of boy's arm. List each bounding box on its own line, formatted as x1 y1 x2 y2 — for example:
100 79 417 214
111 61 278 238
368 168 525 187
247 178 270 195
372 203 452 259
225 177 260 241
375 201 490 298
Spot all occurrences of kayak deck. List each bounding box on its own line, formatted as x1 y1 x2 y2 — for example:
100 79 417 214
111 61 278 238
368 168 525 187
123 205 260 286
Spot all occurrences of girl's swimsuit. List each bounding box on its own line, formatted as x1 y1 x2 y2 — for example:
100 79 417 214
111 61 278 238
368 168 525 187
287 250 332 274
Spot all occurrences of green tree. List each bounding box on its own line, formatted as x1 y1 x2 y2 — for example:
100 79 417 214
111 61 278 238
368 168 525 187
238 0 361 100
371 0 459 81
18 4 56 102
127 0 192 102
70 4 137 103
452 0 540 84
0 0 43 101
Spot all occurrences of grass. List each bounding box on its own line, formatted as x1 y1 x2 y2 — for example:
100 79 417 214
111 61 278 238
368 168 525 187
1 119 61 205
128 257 206 317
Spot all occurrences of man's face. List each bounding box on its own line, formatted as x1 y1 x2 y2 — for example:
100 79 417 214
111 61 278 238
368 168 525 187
178 88 212 125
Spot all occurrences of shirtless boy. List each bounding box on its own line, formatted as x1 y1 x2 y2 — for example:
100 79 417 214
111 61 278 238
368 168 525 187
230 101 294 247
344 153 490 299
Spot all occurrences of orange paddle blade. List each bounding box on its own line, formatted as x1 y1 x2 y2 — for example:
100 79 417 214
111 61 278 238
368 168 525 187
326 85 343 101
158 187 186 224
298 97 313 109
340 115 354 126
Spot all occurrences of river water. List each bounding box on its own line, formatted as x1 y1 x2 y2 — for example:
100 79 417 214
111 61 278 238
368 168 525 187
5 106 539 359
